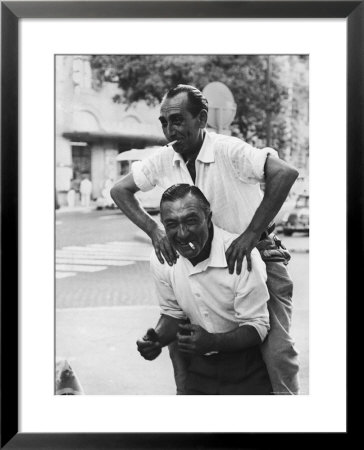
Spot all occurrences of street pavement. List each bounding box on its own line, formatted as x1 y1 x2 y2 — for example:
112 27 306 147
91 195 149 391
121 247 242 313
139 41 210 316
56 206 309 395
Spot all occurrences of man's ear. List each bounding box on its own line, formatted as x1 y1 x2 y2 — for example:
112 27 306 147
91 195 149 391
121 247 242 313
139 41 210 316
207 211 212 227
198 109 208 128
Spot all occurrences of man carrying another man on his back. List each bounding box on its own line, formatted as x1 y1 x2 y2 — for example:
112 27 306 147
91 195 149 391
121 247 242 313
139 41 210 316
111 84 300 394
137 184 272 395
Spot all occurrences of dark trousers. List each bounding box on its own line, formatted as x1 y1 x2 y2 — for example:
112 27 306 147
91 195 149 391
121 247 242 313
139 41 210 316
184 346 272 395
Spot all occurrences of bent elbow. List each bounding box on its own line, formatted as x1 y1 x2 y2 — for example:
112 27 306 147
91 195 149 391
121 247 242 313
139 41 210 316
110 185 119 202
267 156 299 185
289 166 299 182
110 183 128 204
280 162 299 185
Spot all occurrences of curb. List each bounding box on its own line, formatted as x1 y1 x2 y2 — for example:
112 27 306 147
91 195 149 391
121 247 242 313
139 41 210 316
56 206 97 214
56 206 123 214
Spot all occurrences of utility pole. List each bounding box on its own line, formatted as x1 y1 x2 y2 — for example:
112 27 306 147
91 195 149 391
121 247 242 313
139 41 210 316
266 55 272 147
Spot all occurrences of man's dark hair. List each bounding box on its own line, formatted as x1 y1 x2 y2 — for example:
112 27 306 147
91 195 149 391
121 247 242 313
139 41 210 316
165 84 208 117
160 184 211 217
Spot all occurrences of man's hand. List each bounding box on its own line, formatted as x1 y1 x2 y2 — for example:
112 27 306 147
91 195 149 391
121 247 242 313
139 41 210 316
225 229 261 274
136 328 162 361
150 226 178 266
177 324 215 355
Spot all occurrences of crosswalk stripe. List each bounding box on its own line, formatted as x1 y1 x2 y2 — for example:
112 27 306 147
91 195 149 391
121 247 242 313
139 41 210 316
56 248 151 254
61 245 152 252
56 241 149 278
56 252 149 262
93 241 151 246
57 250 140 256
56 272 76 279
56 264 108 272
98 216 120 220
63 242 151 249
56 259 136 267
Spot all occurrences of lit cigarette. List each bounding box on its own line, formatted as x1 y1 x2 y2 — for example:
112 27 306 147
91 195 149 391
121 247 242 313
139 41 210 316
166 140 178 147
188 242 195 250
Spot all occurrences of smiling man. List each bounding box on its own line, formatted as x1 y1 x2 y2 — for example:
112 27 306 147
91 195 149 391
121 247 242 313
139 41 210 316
111 84 299 394
137 184 272 395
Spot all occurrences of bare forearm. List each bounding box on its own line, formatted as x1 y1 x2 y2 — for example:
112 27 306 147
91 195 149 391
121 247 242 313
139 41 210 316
178 323 264 355
155 314 185 347
247 156 299 235
110 184 158 237
111 175 177 265
213 325 262 352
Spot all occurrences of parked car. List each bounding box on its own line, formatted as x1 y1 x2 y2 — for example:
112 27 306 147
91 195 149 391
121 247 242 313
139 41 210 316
274 196 297 233
281 194 309 236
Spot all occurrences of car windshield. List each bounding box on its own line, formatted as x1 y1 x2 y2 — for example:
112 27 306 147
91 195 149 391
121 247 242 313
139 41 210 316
296 195 309 208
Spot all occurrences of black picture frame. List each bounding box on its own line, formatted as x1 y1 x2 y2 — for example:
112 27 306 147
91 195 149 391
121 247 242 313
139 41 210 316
1 1 360 447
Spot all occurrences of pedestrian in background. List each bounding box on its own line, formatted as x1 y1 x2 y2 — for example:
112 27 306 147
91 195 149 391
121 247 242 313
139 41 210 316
80 175 92 207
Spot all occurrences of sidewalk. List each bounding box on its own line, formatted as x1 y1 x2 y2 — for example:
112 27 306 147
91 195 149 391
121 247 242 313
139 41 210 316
56 305 177 395
56 304 308 395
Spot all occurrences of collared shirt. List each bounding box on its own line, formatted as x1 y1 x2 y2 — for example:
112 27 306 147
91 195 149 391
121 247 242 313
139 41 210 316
150 226 270 342
132 131 278 234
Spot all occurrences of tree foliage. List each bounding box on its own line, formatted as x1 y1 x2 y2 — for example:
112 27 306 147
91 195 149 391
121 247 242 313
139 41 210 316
91 54 308 160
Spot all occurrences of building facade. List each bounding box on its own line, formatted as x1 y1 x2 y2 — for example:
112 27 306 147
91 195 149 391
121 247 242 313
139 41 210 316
56 55 166 206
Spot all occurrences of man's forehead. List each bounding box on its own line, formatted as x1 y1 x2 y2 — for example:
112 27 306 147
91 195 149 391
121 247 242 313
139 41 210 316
160 93 189 115
161 196 201 217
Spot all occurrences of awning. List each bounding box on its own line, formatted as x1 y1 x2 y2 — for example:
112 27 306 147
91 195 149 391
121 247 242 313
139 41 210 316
116 147 163 161
62 131 167 148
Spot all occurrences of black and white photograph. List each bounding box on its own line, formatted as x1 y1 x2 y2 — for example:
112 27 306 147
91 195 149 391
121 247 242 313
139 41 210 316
55 54 309 396
2 0 356 443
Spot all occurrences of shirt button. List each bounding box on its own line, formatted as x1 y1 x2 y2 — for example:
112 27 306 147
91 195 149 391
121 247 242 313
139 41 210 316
195 293 201 298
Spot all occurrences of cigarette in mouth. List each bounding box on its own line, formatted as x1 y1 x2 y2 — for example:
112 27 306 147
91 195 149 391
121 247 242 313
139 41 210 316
188 242 195 250
166 140 178 147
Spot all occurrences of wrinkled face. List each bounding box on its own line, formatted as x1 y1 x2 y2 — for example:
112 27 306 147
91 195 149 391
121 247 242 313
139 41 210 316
159 92 206 158
161 194 211 259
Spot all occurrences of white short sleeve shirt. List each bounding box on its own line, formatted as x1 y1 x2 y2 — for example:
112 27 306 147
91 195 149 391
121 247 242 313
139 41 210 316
150 226 270 342
132 131 278 234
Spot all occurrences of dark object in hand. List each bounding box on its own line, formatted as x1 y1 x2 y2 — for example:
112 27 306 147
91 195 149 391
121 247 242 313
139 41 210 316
143 328 158 342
